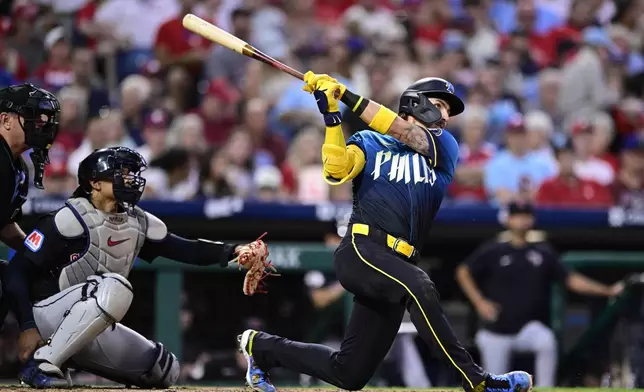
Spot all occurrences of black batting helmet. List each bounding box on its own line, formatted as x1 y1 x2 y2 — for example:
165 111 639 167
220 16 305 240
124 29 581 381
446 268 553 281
398 77 465 127
76 147 147 208
0 83 61 189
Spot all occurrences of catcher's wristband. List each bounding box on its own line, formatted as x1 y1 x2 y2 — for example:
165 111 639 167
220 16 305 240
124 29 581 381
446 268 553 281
341 90 369 116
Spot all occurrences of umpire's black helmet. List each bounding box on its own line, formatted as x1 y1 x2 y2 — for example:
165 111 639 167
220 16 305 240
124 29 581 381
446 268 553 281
76 147 147 208
399 77 465 127
0 83 61 189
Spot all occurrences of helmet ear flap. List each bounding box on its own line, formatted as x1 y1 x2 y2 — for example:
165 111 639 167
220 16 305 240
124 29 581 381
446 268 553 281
399 92 443 127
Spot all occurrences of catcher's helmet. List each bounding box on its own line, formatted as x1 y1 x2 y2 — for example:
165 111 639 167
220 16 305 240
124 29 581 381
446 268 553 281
0 83 61 189
76 147 147 208
398 77 465 127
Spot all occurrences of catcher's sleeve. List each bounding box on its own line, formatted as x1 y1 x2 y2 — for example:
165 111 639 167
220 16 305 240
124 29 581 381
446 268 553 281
139 234 238 267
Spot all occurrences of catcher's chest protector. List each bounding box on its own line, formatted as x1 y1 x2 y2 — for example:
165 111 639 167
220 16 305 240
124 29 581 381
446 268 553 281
58 198 148 290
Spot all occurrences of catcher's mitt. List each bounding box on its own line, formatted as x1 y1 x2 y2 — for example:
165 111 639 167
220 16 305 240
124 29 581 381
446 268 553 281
230 233 279 296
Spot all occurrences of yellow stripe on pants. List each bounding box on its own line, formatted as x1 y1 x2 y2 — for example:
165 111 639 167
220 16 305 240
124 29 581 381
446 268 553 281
350 233 474 389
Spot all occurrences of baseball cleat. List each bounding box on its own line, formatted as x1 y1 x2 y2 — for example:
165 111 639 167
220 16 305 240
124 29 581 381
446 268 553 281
237 329 275 392
484 371 533 392
18 359 71 388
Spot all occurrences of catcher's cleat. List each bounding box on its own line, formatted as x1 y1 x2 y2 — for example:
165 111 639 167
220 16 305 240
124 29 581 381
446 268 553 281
238 330 276 392
476 371 533 392
18 359 72 388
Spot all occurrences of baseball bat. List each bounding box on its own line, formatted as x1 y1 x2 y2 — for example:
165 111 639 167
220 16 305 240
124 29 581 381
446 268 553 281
182 14 305 80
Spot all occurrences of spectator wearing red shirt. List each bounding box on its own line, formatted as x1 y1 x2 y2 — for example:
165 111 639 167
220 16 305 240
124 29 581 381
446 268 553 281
154 0 212 76
194 79 239 147
571 119 615 186
613 136 644 210
499 0 553 68
537 142 613 208
450 105 496 203
32 26 74 92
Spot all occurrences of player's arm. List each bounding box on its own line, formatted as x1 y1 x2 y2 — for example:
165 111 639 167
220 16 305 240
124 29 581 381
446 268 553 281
303 75 365 185
0 222 26 250
302 73 435 157
3 214 65 332
138 212 239 267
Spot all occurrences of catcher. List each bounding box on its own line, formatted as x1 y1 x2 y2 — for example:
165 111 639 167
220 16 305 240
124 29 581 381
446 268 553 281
1 146 273 388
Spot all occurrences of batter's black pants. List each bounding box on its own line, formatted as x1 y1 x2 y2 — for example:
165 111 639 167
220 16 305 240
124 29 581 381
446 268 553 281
252 227 487 391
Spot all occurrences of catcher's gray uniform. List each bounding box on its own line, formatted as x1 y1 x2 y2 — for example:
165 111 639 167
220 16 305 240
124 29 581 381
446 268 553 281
4 196 243 388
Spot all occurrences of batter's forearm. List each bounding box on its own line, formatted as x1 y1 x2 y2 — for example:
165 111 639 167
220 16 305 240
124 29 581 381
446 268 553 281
341 90 432 156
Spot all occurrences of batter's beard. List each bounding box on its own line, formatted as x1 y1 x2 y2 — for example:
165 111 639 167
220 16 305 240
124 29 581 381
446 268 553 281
432 119 447 129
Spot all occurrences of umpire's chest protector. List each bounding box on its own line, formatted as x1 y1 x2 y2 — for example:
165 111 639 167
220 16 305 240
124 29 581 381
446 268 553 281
56 198 148 290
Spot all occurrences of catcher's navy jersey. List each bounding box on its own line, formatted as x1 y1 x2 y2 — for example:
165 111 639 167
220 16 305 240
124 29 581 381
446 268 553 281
347 129 459 251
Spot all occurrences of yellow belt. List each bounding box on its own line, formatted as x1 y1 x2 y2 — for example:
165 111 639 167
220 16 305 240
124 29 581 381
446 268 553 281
351 223 416 258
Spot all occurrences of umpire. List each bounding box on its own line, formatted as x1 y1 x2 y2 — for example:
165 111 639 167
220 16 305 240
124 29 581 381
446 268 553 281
456 201 623 387
0 83 61 323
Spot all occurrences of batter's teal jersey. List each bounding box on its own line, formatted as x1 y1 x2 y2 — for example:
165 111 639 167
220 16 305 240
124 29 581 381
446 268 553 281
346 129 459 251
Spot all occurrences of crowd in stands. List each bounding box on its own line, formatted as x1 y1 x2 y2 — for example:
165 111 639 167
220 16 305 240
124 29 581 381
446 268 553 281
1 0 643 209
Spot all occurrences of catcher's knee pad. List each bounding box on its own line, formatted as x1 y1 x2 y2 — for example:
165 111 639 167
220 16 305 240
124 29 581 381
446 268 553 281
138 342 180 389
95 273 134 322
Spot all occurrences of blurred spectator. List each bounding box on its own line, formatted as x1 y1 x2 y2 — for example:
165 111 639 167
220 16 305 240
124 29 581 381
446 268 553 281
490 0 564 36
166 65 197 115
343 0 404 44
0 35 28 83
167 113 208 157
570 120 615 186
145 147 198 201
484 115 555 204
252 165 286 202
56 85 88 150
154 0 211 76
612 136 644 210
206 8 253 89
6 1 46 73
243 98 287 166
195 79 240 146
120 74 153 145
536 142 613 208
219 129 254 197
67 113 110 175
287 127 327 203
93 0 180 51
197 148 237 198
32 26 73 92
139 109 171 163
557 26 621 115
68 47 110 116
590 111 619 171
102 109 137 149
524 110 558 174
450 105 496 203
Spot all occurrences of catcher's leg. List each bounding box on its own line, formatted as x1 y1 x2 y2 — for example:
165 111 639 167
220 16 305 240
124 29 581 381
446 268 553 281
32 273 133 376
70 324 180 388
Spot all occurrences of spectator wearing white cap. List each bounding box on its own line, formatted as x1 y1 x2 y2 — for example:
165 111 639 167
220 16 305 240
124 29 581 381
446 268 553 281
525 111 558 175
590 111 619 172
253 165 285 203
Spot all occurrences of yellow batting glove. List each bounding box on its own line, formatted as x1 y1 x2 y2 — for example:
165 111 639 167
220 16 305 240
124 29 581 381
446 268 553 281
302 71 339 93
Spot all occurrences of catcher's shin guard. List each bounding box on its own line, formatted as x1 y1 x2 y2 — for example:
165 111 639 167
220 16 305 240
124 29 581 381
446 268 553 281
238 330 275 392
34 273 133 368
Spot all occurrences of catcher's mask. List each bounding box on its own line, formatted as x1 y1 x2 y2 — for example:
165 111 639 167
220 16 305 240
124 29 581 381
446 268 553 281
0 83 61 189
398 77 464 128
76 147 147 209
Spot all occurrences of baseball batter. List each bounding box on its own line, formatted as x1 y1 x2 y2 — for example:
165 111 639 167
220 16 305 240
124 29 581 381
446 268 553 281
2 147 272 388
237 72 533 392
